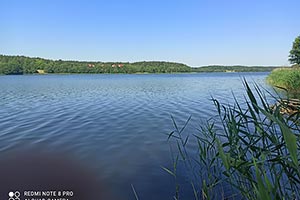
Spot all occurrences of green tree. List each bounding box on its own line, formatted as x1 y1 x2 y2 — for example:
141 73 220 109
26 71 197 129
289 35 300 65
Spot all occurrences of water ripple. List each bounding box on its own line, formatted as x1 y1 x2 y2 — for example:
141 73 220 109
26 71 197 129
0 73 271 199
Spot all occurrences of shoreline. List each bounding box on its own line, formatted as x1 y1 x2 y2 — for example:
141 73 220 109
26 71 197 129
0 71 272 76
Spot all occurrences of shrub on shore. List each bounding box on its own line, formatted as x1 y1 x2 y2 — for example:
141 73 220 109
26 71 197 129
267 68 300 94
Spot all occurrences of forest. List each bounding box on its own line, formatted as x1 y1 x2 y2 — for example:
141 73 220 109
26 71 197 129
0 55 278 75
193 65 278 72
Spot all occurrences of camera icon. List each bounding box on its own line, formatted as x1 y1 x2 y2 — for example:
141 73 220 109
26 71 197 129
8 191 20 200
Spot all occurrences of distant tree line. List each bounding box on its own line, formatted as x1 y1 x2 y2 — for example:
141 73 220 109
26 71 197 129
0 55 192 74
193 65 278 72
0 55 278 75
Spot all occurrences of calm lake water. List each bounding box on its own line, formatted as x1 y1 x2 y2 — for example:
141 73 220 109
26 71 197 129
0 72 272 199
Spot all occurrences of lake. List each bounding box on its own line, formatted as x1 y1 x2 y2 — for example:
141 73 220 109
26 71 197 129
0 72 272 199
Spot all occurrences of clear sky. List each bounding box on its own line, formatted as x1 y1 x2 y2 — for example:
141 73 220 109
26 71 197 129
1 0 299 66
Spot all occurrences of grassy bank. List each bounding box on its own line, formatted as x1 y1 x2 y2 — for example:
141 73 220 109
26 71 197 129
267 68 300 93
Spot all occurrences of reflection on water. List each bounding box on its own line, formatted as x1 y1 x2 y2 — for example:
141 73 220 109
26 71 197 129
0 73 271 199
0 149 113 200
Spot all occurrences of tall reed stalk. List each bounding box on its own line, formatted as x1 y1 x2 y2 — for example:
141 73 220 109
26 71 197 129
165 80 300 200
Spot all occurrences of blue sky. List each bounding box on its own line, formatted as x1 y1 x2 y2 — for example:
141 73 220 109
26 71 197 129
1 0 299 66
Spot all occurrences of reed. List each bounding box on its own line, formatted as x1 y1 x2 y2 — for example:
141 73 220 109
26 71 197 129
165 80 300 199
267 68 300 94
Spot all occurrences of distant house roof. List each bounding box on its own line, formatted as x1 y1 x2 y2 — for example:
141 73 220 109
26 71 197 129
37 69 45 74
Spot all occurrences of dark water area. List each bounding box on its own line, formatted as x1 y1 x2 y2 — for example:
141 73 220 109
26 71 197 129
0 72 272 199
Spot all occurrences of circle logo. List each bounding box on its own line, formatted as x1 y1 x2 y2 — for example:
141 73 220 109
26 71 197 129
8 191 20 200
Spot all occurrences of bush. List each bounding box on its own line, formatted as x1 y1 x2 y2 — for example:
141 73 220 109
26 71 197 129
267 68 300 94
